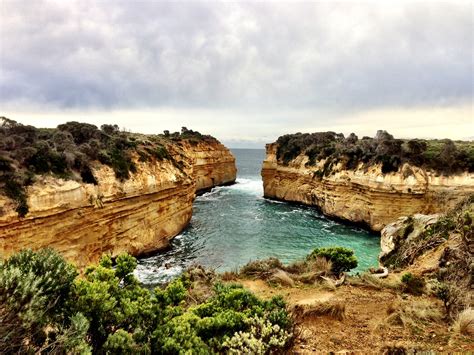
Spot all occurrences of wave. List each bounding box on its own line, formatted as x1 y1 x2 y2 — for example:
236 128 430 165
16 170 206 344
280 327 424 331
227 178 263 196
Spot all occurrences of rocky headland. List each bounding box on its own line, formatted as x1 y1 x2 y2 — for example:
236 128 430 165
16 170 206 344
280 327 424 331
0 119 236 267
262 131 474 231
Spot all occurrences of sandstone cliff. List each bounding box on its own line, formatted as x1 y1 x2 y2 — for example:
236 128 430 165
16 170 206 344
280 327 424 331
262 143 474 231
0 139 236 268
181 140 237 193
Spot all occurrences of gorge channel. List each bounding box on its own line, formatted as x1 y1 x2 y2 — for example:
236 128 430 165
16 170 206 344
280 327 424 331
136 149 380 285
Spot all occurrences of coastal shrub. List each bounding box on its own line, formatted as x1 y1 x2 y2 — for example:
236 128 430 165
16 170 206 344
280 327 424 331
401 272 425 295
2 176 29 217
0 117 218 216
275 130 474 175
1 249 293 354
307 247 358 275
0 249 82 353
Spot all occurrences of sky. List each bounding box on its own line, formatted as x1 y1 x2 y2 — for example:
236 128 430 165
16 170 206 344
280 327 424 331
0 1 472 148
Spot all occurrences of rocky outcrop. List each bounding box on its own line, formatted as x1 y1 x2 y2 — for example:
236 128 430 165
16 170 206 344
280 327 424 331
262 143 474 232
379 214 440 265
0 139 236 267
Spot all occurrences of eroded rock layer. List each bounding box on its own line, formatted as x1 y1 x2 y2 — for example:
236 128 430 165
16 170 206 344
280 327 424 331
0 140 236 267
182 140 237 193
262 143 474 231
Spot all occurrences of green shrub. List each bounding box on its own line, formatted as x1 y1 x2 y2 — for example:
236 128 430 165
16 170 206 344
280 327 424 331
0 249 82 353
0 249 293 353
2 177 29 217
307 247 358 275
401 272 425 295
275 131 474 175
150 145 170 161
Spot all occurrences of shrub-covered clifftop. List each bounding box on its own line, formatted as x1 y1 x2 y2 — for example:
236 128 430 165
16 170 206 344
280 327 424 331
0 117 236 268
0 117 219 217
263 132 474 231
380 195 473 319
276 130 474 175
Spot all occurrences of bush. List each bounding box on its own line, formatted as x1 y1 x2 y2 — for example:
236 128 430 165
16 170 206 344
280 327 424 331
275 131 474 175
0 249 82 353
307 247 358 275
401 272 425 295
1 249 293 353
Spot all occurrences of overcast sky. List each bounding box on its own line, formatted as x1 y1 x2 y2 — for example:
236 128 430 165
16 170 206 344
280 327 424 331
1 1 472 147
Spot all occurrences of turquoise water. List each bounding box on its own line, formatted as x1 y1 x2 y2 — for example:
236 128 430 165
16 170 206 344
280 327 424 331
136 149 380 285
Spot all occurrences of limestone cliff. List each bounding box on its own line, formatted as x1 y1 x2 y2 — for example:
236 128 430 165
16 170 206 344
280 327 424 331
181 140 237 193
262 143 474 231
0 139 236 268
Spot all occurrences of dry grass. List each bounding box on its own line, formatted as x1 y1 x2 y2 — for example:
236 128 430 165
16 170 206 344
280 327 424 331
294 301 346 321
311 256 333 274
220 271 237 281
238 256 335 287
269 269 295 287
453 308 474 336
239 257 283 279
378 298 443 332
314 277 337 291
347 273 402 291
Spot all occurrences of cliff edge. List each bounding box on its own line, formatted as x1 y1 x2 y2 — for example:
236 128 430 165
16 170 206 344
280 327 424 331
262 131 474 231
0 120 236 267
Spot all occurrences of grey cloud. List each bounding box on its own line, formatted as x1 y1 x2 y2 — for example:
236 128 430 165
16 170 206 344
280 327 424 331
0 1 472 112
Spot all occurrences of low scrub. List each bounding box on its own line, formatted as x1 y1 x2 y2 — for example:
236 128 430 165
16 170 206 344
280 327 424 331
275 130 474 175
380 298 443 333
307 247 358 275
348 273 401 291
294 301 346 321
0 249 293 354
239 247 356 289
0 117 214 217
401 272 425 296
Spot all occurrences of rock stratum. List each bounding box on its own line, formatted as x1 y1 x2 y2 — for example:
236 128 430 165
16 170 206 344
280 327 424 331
0 137 236 268
262 142 474 232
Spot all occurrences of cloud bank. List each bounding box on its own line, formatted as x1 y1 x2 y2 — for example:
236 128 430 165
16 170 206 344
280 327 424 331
1 1 472 145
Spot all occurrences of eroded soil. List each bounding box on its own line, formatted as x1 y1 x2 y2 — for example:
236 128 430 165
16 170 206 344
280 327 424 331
238 278 473 353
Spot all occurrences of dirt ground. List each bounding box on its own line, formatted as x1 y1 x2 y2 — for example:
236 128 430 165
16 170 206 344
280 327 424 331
238 278 474 353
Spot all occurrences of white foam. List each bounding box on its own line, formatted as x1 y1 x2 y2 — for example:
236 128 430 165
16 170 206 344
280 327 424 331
135 264 183 283
227 178 263 196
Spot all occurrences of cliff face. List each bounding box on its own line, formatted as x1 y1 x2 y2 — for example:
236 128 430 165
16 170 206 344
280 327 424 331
262 143 474 231
0 140 236 267
182 140 237 193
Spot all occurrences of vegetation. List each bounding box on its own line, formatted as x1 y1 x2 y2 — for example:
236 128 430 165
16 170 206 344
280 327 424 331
453 308 474 336
307 247 358 275
0 117 214 217
383 195 473 320
400 272 425 296
0 249 292 354
275 130 474 175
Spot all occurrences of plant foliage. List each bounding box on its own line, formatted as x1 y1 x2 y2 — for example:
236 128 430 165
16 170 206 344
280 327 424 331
0 117 216 217
0 249 292 354
275 130 474 175
307 246 358 275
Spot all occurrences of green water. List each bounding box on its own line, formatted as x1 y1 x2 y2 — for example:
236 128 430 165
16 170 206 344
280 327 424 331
136 149 380 284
